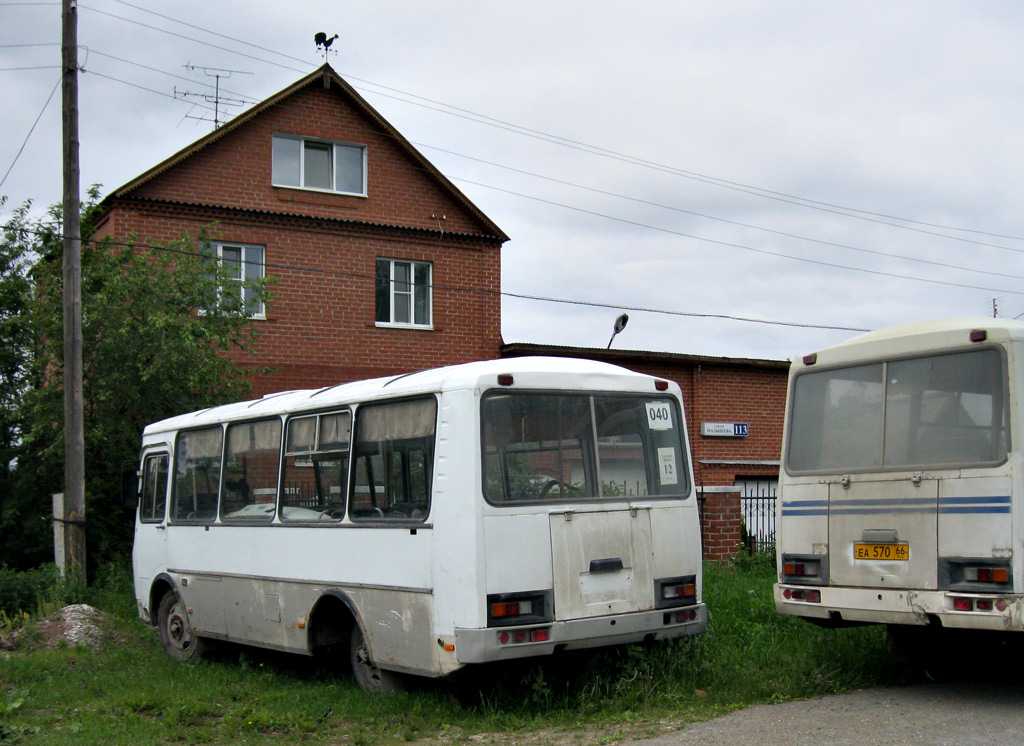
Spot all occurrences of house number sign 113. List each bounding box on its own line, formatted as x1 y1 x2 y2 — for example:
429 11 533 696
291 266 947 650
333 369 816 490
702 422 749 437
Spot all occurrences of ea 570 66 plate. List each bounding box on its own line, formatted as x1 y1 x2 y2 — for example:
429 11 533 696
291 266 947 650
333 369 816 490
854 542 909 561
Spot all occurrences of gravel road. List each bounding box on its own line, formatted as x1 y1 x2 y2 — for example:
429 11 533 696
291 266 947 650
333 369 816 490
618 682 1024 746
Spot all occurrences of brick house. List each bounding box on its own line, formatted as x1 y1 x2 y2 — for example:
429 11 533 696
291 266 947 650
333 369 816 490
93 63 508 396
92 62 788 559
502 343 790 560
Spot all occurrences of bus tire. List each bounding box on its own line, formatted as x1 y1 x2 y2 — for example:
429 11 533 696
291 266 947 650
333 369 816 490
157 590 207 662
349 623 404 693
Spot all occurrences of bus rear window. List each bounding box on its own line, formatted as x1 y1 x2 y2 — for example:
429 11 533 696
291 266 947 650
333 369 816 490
481 392 689 503
787 348 1008 473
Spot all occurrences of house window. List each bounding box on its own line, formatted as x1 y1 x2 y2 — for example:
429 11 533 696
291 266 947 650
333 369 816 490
375 259 431 327
209 242 265 317
272 135 366 195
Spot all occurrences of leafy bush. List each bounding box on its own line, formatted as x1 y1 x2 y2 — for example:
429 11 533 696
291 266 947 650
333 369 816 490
0 564 61 617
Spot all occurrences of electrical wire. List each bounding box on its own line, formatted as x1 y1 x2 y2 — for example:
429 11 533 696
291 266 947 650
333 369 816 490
74 2 1024 245
6 2 1019 312
450 175 1024 298
87 49 257 103
85 69 218 113
10 224 869 333
415 142 1024 277
0 74 60 191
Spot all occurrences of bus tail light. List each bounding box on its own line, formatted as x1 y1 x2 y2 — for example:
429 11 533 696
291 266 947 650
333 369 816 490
952 597 974 611
780 554 827 585
940 558 1012 592
966 566 1009 584
782 588 821 603
490 599 532 618
654 575 697 609
486 590 553 627
497 627 551 645
664 607 700 625
950 596 1008 613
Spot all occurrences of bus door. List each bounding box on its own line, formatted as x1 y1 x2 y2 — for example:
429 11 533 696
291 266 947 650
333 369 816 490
133 450 170 611
549 506 654 619
828 474 937 590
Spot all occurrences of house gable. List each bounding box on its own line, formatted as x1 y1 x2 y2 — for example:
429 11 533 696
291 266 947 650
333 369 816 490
105 65 506 242
94 65 507 396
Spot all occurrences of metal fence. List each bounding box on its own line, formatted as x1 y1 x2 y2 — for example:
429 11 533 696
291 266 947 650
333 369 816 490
739 479 777 555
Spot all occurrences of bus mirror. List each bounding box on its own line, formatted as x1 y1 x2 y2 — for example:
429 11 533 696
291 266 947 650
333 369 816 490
121 465 139 510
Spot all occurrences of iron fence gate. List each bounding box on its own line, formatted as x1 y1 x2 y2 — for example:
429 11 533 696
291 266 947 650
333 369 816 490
738 478 777 554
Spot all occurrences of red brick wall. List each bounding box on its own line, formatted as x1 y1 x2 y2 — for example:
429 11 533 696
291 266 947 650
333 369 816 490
699 489 743 562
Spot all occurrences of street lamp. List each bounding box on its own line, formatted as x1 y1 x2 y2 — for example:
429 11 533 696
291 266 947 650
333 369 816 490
607 313 629 349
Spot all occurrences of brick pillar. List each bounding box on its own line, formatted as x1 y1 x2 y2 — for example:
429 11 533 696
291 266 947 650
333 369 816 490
698 486 742 562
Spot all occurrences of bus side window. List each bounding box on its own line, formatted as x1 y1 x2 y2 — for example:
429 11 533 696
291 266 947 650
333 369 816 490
171 427 223 522
139 453 169 523
350 398 436 522
221 418 281 522
280 411 350 521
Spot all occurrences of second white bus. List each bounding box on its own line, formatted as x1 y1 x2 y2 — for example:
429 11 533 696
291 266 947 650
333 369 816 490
130 357 706 690
775 318 1022 639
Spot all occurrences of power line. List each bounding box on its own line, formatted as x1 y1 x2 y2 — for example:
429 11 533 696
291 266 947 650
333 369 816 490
84 69 218 113
7 4 1016 307
11 225 869 333
76 3 1024 244
0 74 60 191
449 175 1024 298
0 65 61 71
415 142 1024 279
88 49 257 103
109 0 310 68
78 4 308 75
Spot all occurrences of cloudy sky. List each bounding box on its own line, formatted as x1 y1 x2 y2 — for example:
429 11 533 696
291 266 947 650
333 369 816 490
3 1 1023 362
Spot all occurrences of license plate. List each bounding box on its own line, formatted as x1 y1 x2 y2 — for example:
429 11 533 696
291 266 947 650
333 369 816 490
854 542 909 561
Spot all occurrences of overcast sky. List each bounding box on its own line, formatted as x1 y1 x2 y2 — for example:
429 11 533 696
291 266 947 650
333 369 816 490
3 1 1023 363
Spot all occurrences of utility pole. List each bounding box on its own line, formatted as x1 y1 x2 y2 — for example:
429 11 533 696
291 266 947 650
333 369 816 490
61 0 86 582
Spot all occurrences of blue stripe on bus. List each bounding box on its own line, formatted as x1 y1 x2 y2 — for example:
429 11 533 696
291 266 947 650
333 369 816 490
829 498 934 507
780 495 1011 517
938 495 1010 505
938 506 1011 514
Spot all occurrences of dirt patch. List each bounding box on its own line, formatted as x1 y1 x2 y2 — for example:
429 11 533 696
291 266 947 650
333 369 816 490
1 604 112 654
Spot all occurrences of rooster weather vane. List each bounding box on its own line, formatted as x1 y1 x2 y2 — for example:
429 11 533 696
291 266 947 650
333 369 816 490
315 32 339 59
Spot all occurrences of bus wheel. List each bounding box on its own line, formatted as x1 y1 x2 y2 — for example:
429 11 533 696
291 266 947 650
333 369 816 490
157 591 207 662
349 624 404 693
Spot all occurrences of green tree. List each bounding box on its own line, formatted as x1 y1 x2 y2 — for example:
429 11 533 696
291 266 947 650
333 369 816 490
0 197 39 567
2 188 272 570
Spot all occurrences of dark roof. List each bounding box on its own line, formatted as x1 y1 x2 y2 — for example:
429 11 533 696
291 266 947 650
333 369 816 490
100 64 508 242
501 342 791 371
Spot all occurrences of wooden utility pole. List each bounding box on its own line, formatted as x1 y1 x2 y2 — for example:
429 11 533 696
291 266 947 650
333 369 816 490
61 0 86 581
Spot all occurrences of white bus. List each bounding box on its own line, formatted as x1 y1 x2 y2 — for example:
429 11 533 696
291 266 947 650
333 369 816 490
775 318 1021 640
130 357 706 690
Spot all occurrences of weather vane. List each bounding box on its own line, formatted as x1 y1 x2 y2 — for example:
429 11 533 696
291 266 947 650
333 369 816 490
315 32 339 60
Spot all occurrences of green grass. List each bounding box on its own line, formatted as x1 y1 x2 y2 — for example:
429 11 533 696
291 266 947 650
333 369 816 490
0 558 900 745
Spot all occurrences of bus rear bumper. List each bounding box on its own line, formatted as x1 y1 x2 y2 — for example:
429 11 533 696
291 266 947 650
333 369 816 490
454 603 707 663
775 583 1024 632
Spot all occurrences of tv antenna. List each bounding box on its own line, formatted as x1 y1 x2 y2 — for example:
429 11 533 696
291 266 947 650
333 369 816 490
174 65 253 129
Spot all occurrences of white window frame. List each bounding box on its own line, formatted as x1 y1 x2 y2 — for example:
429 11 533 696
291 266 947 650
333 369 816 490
375 258 432 329
271 134 367 196
209 242 266 319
